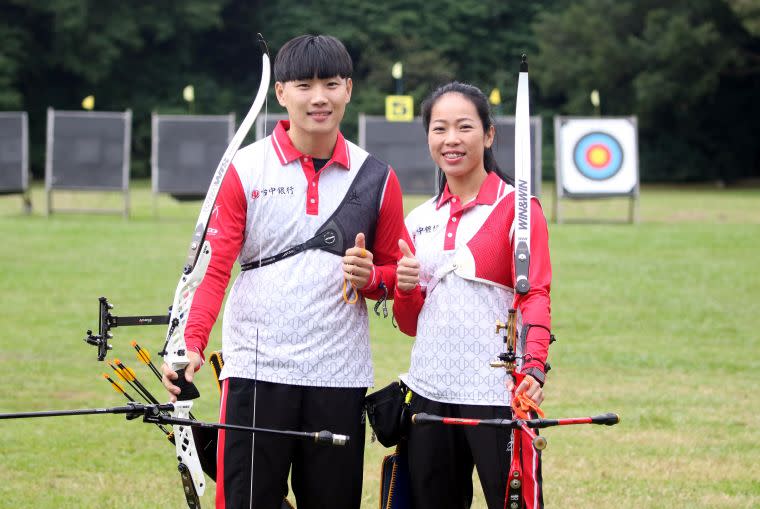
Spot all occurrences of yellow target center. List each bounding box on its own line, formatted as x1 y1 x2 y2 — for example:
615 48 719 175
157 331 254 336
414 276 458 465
588 146 610 167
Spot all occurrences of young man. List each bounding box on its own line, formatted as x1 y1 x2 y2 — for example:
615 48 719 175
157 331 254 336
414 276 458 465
162 35 406 508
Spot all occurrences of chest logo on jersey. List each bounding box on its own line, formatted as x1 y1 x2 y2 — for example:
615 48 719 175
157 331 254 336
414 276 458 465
251 186 295 200
414 224 440 236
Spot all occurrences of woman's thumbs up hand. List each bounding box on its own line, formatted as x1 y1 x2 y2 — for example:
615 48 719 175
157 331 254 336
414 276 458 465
397 238 420 292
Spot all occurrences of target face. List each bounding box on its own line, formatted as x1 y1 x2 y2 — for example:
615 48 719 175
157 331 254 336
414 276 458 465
573 132 623 180
556 117 638 196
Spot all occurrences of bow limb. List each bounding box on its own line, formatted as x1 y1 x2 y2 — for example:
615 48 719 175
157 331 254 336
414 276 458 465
513 55 532 297
159 35 272 501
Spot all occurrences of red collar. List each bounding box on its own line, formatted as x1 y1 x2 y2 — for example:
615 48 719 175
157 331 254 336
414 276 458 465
436 171 502 209
270 120 350 170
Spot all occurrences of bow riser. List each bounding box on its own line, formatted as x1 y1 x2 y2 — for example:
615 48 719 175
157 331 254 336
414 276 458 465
173 400 206 497
162 241 212 398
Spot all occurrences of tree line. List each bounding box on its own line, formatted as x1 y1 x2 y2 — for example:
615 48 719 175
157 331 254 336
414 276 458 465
1 0 758 182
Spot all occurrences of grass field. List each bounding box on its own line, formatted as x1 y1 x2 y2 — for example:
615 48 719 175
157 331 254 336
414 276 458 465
0 182 759 508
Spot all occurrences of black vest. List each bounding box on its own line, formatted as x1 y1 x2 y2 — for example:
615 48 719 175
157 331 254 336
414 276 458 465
240 155 390 271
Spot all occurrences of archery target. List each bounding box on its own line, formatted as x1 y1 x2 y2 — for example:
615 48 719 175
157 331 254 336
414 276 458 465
556 117 638 195
573 132 623 180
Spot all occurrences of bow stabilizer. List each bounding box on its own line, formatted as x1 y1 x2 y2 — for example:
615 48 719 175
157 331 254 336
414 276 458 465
0 402 351 445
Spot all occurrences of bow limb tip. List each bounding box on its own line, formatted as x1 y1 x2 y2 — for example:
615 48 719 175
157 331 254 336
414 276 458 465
256 33 269 55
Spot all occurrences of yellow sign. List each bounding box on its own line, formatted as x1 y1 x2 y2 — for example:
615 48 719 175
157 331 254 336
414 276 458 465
385 95 413 122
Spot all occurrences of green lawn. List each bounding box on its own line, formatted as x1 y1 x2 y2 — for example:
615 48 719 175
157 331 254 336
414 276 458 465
0 182 758 508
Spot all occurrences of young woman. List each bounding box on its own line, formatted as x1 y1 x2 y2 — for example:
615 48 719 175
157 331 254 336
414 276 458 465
393 82 552 509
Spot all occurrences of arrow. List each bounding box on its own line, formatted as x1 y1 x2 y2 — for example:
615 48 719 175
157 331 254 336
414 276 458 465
103 373 173 438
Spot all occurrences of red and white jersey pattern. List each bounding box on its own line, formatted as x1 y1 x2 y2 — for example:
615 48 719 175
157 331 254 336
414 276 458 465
395 171 552 406
185 121 405 388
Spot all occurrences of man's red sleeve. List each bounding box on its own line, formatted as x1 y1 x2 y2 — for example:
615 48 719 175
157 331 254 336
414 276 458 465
184 165 247 357
361 168 405 300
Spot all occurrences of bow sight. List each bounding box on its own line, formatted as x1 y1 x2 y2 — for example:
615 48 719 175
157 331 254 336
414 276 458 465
85 296 170 360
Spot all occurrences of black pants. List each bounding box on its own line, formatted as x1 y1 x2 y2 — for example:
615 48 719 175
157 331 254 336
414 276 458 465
217 378 367 509
406 393 543 509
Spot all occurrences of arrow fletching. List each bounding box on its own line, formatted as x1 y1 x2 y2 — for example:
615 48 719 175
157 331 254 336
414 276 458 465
133 341 152 365
114 360 137 382
103 374 125 394
109 362 127 381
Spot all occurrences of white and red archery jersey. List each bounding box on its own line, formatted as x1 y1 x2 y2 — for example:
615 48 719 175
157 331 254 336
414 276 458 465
184 120 405 388
394 171 551 405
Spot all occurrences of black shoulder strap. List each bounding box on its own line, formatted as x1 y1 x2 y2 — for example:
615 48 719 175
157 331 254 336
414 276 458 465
240 229 339 271
240 155 389 271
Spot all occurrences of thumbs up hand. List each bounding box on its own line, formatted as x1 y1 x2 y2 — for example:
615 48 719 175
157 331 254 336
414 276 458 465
396 238 420 292
343 233 374 289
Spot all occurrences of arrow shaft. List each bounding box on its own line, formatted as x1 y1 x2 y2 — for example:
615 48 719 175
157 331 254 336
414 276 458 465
413 412 619 430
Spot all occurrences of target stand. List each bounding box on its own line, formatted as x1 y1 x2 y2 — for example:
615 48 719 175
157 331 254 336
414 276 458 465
0 112 31 213
151 112 235 217
45 109 132 218
553 116 639 224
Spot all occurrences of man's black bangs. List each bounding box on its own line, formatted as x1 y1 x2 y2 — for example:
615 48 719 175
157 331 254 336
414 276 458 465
275 40 352 82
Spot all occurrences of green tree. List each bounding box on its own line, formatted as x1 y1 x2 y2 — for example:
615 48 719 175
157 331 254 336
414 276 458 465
252 0 551 140
0 20 25 109
533 0 760 181
11 0 754 183
0 0 231 177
